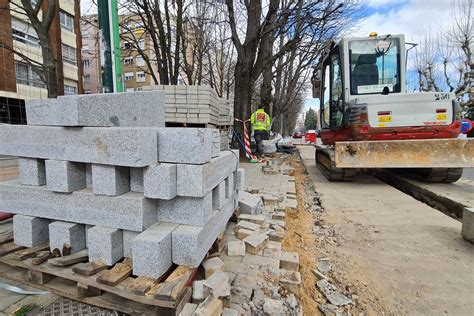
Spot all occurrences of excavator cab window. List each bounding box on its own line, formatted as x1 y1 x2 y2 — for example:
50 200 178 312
349 37 401 95
321 47 344 130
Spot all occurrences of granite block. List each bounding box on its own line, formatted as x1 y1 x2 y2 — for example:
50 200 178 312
92 164 130 196
123 230 139 258
243 233 269 255
130 168 144 192
157 192 213 226
180 303 197 316
157 128 213 164
239 191 263 215
84 224 93 247
176 150 238 197
192 280 206 302
19 158 46 186
234 168 245 191
225 173 234 199
0 125 158 167
143 164 177 200
462 207 474 242
132 222 178 278
212 182 227 210
87 226 123 265
211 129 220 158
26 91 165 127
203 271 229 298
13 215 50 247
49 221 86 255
193 296 223 316
202 257 225 278
45 160 86 193
0 180 157 232
172 197 235 267
234 190 239 211
86 164 92 189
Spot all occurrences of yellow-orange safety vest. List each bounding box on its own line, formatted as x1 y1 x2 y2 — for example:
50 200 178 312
251 109 271 131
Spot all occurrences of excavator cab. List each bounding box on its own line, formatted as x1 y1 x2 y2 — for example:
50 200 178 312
314 34 406 134
311 34 474 183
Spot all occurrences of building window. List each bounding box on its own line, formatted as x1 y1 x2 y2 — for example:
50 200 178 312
136 56 145 66
64 84 77 95
124 57 133 65
15 62 46 88
84 89 91 94
60 11 74 32
62 44 77 65
126 88 134 92
83 59 90 68
137 39 145 49
123 42 133 50
82 45 90 55
136 71 146 83
124 72 134 81
83 74 90 84
11 18 40 47
12 29 40 47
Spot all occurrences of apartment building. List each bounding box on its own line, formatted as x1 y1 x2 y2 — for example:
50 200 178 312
120 16 156 92
0 0 82 124
81 15 102 94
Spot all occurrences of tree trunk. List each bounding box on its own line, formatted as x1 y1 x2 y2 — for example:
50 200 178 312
38 34 60 98
260 65 273 114
232 61 254 156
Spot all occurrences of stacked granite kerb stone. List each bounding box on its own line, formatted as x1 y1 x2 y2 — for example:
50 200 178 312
0 90 245 278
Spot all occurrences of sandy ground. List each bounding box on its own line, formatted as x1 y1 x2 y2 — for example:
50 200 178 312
298 145 474 315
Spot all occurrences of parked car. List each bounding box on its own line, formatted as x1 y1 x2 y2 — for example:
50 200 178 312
292 131 303 138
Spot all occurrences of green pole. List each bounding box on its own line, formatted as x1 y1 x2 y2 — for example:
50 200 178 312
98 0 122 93
110 0 123 92
98 0 113 93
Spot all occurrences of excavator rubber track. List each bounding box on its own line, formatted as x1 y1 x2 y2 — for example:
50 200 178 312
315 146 357 182
395 168 463 183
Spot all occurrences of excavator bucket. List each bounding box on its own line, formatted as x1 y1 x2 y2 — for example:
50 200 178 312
334 138 474 168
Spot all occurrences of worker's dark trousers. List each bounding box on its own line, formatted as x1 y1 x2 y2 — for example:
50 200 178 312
254 130 268 157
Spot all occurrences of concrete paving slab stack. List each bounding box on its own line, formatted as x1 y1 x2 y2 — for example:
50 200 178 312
0 90 243 279
142 85 233 129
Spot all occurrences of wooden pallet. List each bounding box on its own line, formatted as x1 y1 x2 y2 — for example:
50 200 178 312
0 242 197 315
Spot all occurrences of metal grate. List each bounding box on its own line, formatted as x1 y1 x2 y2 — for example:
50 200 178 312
31 297 125 316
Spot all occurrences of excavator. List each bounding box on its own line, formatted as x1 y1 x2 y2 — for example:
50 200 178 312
311 33 474 182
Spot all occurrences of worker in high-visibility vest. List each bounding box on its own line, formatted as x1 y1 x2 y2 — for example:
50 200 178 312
250 105 271 158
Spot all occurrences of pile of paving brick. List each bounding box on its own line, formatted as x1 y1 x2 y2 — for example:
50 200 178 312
0 90 245 279
143 85 233 127
180 162 302 315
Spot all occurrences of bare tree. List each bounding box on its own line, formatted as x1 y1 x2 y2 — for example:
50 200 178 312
225 0 355 145
121 0 185 85
412 0 472 116
271 0 359 133
0 0 66 97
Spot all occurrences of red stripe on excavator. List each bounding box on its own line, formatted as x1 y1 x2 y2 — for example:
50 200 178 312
320 121 461 145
